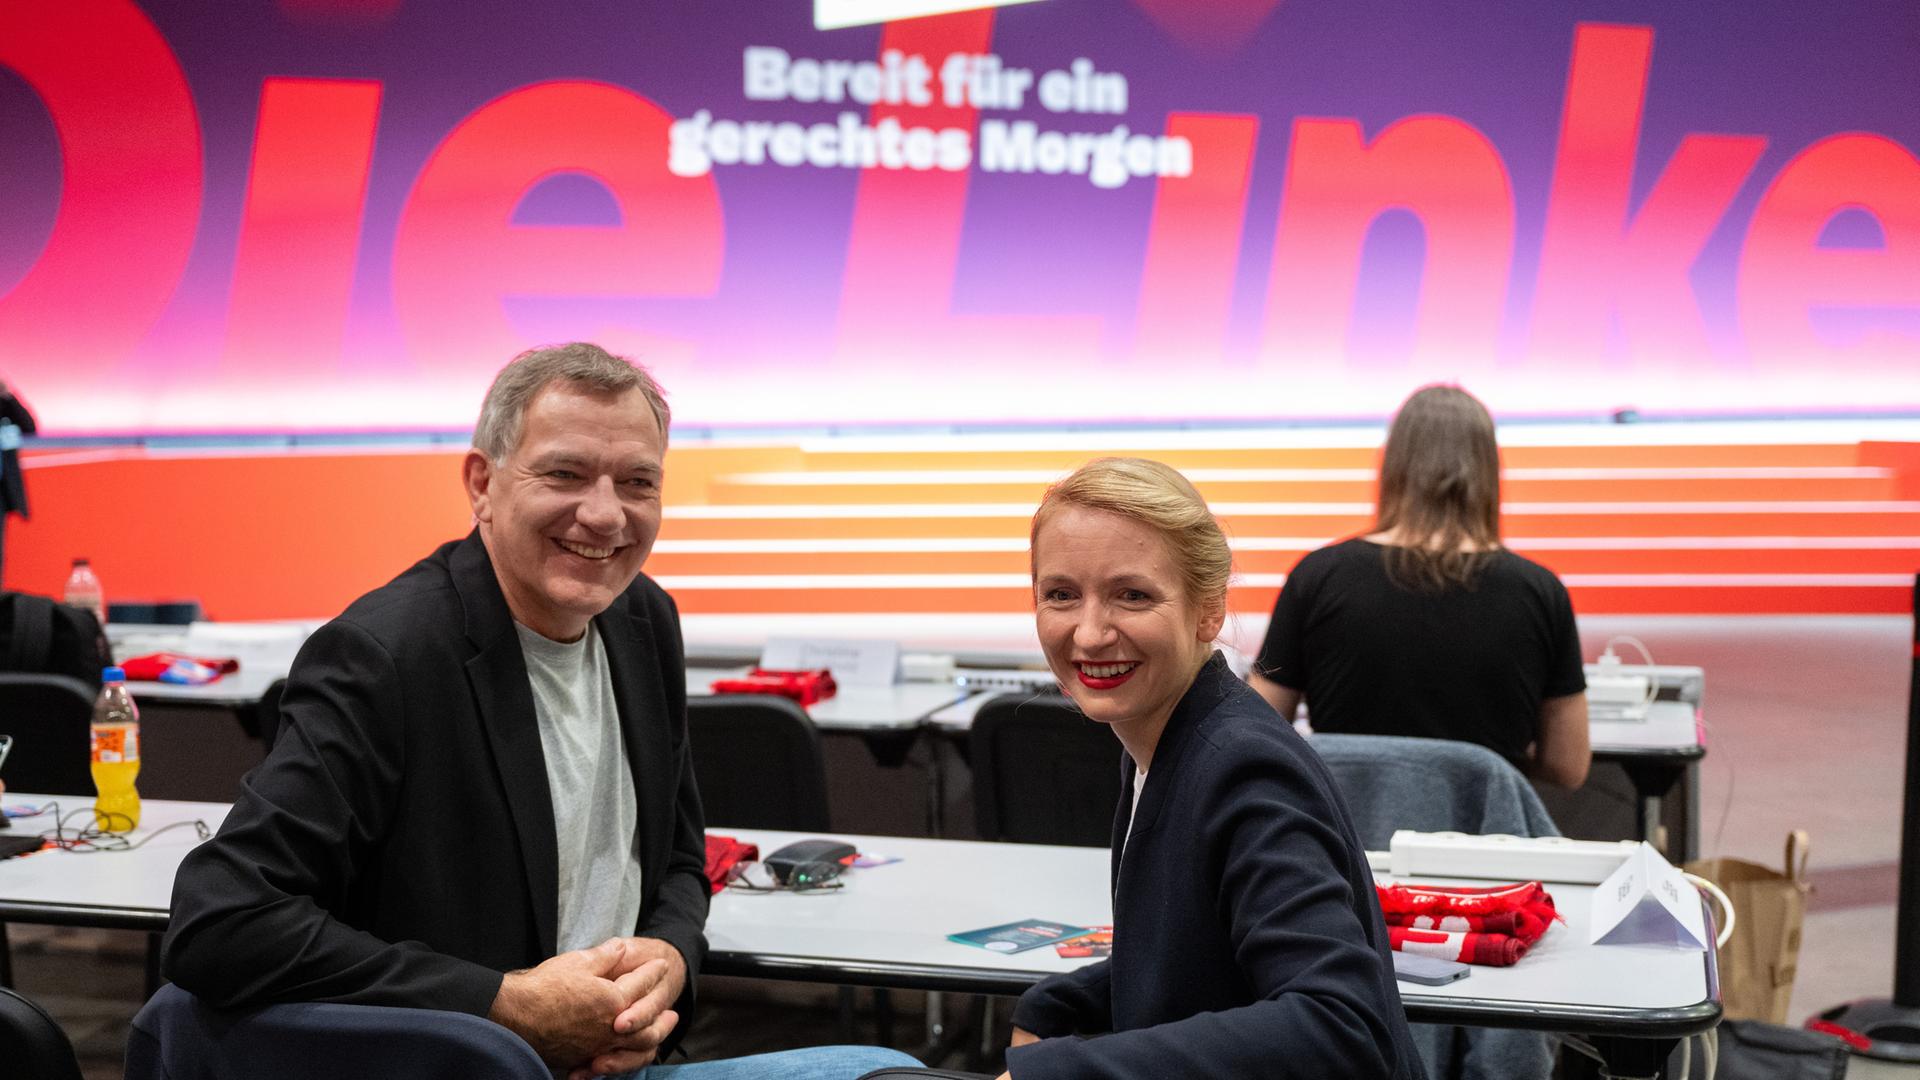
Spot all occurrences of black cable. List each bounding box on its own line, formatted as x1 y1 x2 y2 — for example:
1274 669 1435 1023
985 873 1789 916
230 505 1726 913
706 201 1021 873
25 800 211 853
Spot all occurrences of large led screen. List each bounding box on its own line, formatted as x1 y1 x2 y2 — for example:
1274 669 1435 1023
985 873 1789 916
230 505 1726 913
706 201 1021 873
1 0 1917 433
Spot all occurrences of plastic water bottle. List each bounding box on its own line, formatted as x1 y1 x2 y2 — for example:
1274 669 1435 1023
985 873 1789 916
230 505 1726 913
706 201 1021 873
90 667 141 831
64 557 106 627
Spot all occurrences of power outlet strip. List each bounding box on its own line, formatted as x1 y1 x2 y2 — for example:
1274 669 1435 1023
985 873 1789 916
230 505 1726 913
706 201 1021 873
1588 673 1652 704
1388 830 1640 884
1587 673 1653 721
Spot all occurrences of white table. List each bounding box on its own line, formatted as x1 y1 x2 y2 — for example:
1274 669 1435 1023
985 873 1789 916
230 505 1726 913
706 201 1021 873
707 827 1718 1072
1590 699 1701 754
687 667 969 734
1588 700 1705 852
706 828 1109 994
0 801 1716 1074
0 796 227 931
108 622 314 710
118 666 289 709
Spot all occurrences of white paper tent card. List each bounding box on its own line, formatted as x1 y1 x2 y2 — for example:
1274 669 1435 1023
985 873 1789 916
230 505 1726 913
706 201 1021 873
761 637 900 687
1589 842 1709 950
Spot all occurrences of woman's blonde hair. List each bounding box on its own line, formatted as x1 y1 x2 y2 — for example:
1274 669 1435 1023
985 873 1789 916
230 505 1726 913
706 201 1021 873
1030 457 1232 618
1374 384 1502 591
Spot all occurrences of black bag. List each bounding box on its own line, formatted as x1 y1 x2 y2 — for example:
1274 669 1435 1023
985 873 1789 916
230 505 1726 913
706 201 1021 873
0 591 108 691
1714 1020 1849 1080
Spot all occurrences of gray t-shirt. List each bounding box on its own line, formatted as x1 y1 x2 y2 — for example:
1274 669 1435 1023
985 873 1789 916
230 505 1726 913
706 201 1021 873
515 621 644 953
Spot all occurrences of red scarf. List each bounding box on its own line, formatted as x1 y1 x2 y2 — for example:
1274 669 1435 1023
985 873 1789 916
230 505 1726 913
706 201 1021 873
1375 881 1561 967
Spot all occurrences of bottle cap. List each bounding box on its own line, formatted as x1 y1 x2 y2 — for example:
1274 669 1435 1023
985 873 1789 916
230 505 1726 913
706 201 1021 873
72 556 90 566
102 666 125 682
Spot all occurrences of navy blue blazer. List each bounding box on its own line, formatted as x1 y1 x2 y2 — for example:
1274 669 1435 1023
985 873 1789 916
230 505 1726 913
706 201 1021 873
1008 654 1425 1080
162 532 708 1045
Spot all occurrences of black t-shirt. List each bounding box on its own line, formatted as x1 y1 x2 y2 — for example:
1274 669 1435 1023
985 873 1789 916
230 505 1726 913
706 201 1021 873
1256 538 1585 766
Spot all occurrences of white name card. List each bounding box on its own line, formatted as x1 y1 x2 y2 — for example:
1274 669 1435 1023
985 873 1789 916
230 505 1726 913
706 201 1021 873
760 637 900 687
1589 842 1709 950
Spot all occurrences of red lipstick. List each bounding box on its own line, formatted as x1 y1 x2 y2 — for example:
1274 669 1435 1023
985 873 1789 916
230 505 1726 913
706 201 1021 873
1076 663 1137 690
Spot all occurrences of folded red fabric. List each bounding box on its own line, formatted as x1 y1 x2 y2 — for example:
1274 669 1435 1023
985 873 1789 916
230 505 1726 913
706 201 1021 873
708 668 838 706
704 834 759 895
1384 908 1552 940
1375 880 1562 967
119 652 240 685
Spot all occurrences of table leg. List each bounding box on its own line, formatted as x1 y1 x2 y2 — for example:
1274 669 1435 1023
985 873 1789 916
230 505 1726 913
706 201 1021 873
1619 761 1687 855
927 989 946 1043
924 737 946 838
874 987 894 1047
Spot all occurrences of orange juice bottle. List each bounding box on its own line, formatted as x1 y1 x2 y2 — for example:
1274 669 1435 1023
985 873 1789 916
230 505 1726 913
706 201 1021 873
90 666 141 831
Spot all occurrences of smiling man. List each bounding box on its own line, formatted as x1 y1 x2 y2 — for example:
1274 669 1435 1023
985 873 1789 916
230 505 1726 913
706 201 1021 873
161 344 917 1079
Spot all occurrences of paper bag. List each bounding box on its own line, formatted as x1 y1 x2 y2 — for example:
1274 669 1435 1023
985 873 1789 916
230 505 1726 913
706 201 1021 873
1683 830 1811 1023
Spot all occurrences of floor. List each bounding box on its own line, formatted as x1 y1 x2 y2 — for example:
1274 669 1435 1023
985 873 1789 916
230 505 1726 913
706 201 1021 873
6 615 1914 1077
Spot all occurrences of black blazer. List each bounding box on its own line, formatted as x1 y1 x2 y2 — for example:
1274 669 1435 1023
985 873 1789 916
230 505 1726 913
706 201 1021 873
163 532 709 1041
1007 654 1426 1080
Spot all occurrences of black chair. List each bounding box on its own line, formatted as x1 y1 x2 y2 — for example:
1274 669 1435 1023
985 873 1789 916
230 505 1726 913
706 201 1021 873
126 983 547 1080
0 673 95 795
686 694 831 831
0 986 85 1080
970 693 1120 847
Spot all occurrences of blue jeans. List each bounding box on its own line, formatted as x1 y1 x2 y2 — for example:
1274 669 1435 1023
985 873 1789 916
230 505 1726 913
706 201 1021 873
630 1045 923 1079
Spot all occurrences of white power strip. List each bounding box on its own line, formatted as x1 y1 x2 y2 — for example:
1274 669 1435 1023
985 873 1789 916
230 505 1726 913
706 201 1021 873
1388 830 1639 884
1587 673 1653 722
1588 673 1652 704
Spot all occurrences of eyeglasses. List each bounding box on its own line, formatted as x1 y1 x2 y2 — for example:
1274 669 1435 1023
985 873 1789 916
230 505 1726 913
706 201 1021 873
725 860 845 894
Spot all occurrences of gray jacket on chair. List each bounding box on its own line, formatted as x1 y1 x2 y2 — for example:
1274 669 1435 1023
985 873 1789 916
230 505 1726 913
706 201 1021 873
1308 733 1562 1080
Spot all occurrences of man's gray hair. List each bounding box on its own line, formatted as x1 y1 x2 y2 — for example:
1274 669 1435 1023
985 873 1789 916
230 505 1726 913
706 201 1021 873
472 343 670 461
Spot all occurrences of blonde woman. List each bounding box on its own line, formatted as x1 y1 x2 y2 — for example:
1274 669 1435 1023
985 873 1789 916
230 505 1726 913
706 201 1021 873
1001 458 1423 1080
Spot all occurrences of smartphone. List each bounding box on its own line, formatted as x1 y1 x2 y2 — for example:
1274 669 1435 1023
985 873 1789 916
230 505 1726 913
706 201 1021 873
1393 952 1471 986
